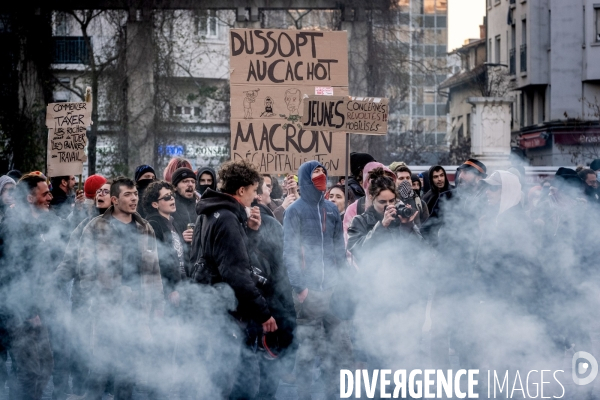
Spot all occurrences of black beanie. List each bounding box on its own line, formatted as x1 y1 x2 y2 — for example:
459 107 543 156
172 167 196 187
134 165 156 182
590 159 600 171
350 152 376 177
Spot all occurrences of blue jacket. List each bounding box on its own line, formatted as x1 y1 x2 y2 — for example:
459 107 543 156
283 161 346 293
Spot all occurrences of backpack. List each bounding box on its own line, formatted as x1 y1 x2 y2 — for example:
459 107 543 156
189 214 222 285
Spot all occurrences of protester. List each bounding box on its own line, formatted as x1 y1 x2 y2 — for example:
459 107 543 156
171 167 197 246
347 167 421 265
328 184 347 217
0 175 16 223
283 160 352 400
163 157 193 183
259 174 296 224
347 152 376 203
6 169 22 182
78 177 164 400
251 182 296 400
0 173 64 400
134 164 157 218
411 173 423 197
50 175 84 218
590 158 600 175
143 180 185 306
270 176 284 201
343 162 396 242
195 166 217 197
395 165 429 226
578 168 599 203
52 178 110 396
193 160 276 399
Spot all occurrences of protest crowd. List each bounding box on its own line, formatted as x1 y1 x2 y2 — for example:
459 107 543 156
0 153 599 400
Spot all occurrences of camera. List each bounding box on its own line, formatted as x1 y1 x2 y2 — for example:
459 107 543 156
251 266 268 287
395 203 415 219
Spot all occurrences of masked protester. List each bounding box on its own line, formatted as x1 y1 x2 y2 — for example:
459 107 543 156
249 181 296 400
51 177 109 396
283 160 352 400
347 152 376 203
0 173 65 400
195 166 217 198
395 165 429 226
77 177 164 400
192 160 276 399
134 164 156 218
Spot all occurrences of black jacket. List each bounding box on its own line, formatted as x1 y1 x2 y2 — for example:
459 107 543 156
346 177 364 204
173 192 197 235
50 187 74 219
145 210 185 296
194 189 271 324
250 203 296 349
347 205 421 268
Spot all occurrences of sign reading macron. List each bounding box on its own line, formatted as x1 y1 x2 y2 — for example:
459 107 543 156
229 28 348 174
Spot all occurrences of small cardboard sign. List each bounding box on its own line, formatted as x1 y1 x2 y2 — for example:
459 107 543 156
45 102 92 177
301 95 389 135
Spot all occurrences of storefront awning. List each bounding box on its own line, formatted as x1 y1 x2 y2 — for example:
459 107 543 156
519 132 547 149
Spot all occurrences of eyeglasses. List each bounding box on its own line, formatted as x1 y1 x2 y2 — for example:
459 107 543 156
158 193 174 202
96 189 110 195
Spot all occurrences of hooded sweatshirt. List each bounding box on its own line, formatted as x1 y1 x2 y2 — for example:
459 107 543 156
422 165 451 216
283 161 346 293
196 166 217 196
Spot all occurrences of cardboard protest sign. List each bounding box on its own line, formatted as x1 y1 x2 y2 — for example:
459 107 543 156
229 29 348 86
45 102 92 177
230 85 349 120
301 96 389 135
230 28 349 174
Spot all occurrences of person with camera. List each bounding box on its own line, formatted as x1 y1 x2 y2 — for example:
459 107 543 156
347 167 421 265
192 159 276 399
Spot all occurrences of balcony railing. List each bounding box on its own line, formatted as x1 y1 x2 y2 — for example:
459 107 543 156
52 37 90 64
520 44 527 72
509 48 516 75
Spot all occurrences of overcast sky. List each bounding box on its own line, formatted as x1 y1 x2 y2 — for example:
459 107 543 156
448 0 486 51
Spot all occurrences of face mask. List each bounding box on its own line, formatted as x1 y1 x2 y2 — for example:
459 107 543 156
398 179 413 199
136 178 154 191
198 184 210 195
312 174 327 191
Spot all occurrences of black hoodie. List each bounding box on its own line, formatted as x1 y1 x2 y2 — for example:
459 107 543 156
193 189 271 324
196 166 217 195
422 165 451 217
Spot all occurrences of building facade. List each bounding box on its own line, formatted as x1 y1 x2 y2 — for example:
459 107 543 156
488 0 600 166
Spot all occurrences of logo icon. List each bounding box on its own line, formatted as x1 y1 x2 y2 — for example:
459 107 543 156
572 351 598 385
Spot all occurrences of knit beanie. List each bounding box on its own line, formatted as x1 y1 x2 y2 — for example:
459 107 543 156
171 168 196 187
134 165 156 182
350 152 376 177
0 176 16 194
84 174 107 199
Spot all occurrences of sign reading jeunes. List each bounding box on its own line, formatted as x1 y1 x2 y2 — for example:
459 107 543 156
229 28 348 174
45 102 91 177
302 95 389 135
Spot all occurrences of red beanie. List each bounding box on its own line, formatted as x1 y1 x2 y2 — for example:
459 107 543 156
84 174 107 199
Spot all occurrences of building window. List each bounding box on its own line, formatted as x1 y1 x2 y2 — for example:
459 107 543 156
488 39 492 62
595 6 600 41
520 19 527 72
199 10 218 38
54 12 70 36
495 35 501 63
52 37 90 64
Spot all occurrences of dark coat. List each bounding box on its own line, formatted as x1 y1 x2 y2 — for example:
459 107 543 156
346 177 364 204
347 205 421 268
50 187 74 219
283 161 346 293
145 210 184 296
173 192 197 235
194 189 271 324
250 203 296 349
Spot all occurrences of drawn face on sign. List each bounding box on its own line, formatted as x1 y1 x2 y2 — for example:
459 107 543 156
284 89 302 115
